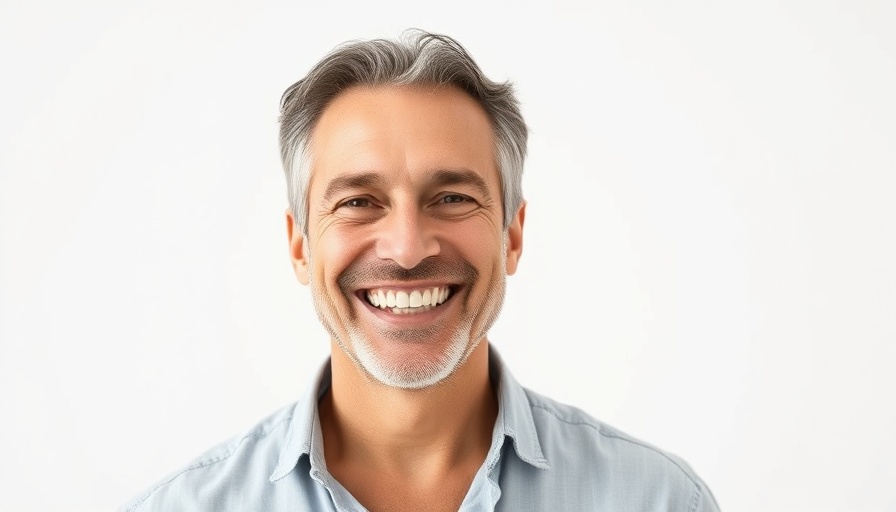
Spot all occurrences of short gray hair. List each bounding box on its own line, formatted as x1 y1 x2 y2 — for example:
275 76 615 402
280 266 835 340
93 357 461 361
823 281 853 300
279 30 527 234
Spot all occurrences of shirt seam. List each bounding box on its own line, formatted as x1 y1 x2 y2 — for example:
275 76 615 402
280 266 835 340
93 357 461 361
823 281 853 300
123 415 294 512
530 403 701 490
688 479 703 512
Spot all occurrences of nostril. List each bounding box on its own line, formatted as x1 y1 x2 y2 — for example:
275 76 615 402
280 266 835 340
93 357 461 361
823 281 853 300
374 217 440 269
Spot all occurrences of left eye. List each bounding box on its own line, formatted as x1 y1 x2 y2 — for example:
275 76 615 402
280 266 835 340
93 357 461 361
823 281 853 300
440 194 468 204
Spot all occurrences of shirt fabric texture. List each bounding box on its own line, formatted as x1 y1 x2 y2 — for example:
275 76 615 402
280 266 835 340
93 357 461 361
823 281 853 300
122 346 720 511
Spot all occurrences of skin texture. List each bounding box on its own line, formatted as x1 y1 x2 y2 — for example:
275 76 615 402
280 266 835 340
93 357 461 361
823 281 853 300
286 84 525 511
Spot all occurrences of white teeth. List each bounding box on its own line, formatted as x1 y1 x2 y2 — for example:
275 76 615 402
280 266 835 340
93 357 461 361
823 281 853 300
366 286 453 312
392 304 434 314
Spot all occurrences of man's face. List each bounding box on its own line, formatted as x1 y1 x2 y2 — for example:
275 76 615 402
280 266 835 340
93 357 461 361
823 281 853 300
287 85 524 389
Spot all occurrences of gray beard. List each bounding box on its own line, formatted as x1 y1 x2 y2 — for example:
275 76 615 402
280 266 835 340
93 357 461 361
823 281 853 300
305 236 507 389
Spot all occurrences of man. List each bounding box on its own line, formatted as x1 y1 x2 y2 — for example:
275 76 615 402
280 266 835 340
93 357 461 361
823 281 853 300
123 31 720 511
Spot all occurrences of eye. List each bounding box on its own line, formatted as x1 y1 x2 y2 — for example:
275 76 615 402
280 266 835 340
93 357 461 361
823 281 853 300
340 197 372 208
333 195 385 222
430 193 479 218
439 194 469 204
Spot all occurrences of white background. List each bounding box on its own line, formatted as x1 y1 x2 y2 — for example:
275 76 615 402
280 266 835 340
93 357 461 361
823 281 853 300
1 1 894 511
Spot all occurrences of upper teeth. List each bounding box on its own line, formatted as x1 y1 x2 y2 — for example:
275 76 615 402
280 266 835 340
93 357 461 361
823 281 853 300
366 287 451 310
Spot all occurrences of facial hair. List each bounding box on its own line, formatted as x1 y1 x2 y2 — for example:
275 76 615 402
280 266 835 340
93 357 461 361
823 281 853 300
306 237 507 389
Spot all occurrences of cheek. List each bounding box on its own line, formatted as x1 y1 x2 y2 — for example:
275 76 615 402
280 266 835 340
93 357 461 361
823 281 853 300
311 227 370 283
446 223 505 266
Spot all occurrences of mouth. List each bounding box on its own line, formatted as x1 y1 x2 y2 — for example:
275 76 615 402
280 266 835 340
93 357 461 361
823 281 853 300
360 285 456 315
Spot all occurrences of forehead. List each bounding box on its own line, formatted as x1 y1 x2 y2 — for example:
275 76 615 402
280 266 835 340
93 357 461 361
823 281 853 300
307 85 499 195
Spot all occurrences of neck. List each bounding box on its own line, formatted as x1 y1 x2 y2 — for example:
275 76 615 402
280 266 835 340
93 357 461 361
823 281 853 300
319 340 497 478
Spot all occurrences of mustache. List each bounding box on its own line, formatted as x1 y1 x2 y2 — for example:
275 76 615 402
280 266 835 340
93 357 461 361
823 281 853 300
338 256 478 292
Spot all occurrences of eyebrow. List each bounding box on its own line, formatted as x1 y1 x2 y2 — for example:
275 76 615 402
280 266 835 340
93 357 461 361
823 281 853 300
427 168 493 200
322 172 388 202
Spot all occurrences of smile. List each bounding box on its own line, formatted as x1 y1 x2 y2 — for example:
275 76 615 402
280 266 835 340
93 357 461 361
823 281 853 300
364 286 454 315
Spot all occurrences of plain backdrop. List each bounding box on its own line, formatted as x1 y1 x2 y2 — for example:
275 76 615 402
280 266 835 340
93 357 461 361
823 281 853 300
1 1 894 511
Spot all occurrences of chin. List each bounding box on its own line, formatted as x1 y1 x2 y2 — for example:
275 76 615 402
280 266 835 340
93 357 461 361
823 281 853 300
346 326 479 390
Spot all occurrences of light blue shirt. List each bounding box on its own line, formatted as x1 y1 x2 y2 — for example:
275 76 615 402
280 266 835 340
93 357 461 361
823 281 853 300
122 347 720 511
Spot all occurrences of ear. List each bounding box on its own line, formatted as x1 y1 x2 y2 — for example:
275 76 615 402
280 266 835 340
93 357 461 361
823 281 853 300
504 201 526 275
286 209 310 285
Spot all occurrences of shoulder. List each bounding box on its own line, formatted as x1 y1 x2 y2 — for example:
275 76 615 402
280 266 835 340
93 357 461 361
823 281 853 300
524 387 699 477
120 403 297 512
521 388 719 511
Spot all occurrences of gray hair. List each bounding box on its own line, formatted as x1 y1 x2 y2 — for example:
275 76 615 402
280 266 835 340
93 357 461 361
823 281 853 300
279 30 527 234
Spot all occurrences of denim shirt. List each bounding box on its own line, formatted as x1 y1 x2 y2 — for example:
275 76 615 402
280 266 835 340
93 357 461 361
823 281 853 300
122 347 720 511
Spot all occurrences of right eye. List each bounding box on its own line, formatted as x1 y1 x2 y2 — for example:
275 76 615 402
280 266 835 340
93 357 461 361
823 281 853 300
340 197 371 208
333 196 385 223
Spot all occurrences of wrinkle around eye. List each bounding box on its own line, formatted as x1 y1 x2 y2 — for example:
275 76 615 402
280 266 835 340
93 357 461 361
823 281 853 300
311 203 368 236
310 213 340 242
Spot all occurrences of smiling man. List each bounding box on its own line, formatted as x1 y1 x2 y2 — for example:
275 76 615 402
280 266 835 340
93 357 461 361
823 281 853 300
122 31 720 512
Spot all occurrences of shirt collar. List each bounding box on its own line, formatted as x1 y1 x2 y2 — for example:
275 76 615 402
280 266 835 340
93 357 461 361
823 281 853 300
269 344 549 482
489 346 550 470
269 361 331 482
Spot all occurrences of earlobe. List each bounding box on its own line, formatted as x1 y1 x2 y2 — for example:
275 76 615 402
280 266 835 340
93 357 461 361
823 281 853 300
286 209 310 285
504 202 526 275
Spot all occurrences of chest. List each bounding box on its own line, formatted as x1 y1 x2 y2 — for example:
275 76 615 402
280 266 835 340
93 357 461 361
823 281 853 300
334 464 477 512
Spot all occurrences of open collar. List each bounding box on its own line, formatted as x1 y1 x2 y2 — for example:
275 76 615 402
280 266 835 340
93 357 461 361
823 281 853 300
269 344 549 483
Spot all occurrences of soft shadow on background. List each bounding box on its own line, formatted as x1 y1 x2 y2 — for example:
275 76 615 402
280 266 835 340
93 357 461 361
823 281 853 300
1 1 894 511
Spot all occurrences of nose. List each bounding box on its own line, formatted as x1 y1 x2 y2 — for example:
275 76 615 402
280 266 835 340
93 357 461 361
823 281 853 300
375 203 440 269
